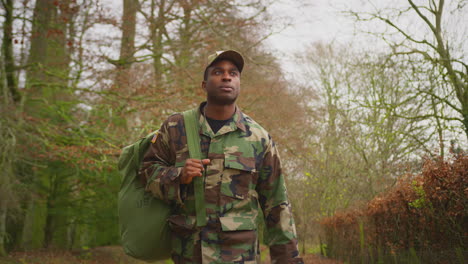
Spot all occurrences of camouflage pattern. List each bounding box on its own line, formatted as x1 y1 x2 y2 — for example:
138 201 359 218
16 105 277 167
139 103 303 263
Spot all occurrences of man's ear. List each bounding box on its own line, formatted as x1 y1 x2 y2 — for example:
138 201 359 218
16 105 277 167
201 80 207 92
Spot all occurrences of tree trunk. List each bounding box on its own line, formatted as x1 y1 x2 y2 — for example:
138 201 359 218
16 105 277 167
119 0 137 68
431 1 468 141
24 0 75 249
114 0 138 94
462 106 468 140
0 14 16 248
150 0 167 86
27 0 72 117
176 3 193 70
21 198 46 250
43 173 57 248
0 200 7 256
2 0 20 103
1 35 6 105
174 2 194 91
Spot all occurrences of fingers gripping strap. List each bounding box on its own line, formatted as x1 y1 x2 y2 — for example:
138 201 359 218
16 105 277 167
183 109 207 227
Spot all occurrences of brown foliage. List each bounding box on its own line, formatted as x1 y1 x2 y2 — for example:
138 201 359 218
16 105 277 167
320 154 467 263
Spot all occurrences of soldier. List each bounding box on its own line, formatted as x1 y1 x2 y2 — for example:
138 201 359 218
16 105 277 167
139 50 303 263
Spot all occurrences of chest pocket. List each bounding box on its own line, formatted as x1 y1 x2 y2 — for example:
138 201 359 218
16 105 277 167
218 132 263 217
221 151 258 200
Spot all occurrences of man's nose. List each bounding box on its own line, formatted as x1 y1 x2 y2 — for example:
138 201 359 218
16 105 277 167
221 72 231 81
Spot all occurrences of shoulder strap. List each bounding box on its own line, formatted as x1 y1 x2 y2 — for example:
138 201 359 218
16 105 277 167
134 131 157 169
183 108 207 227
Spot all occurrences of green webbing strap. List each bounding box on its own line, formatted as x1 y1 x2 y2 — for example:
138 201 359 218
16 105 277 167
134 140 140 169
183 109 207 227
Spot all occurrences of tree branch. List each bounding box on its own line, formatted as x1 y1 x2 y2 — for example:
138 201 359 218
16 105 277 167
393 113 462 122
416 89 462 113
408 0 438 36
377 15 438 51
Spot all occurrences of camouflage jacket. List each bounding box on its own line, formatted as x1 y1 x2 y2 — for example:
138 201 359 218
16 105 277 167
139 103 303 264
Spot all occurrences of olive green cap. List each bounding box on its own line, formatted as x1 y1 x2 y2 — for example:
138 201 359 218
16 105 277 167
205 50 244 74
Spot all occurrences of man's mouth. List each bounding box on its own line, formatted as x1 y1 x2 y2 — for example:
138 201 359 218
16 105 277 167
219 86 233 92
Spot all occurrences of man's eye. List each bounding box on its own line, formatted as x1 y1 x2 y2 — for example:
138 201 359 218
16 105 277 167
214 71 222 75
230 72 238 76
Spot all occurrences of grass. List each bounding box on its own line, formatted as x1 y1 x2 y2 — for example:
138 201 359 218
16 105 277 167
0 245 343 264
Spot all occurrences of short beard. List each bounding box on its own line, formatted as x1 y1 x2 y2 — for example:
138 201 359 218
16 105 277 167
206 93 238 106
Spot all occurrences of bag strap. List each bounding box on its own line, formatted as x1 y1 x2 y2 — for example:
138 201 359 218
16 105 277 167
134 131 155 170
133 139 142 169
183 108 207 227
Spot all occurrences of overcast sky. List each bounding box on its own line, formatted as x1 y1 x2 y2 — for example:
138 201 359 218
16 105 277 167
266 0 354 52
265 0 468 75
265 0 368 75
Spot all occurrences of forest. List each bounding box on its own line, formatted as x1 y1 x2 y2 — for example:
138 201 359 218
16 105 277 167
0 0 466 263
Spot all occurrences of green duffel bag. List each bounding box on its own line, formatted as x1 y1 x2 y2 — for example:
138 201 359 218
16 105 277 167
117 109 207 262
117 131 172 261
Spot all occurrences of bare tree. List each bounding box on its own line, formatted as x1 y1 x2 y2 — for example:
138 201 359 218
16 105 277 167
349 0 468 139
293 43 433 234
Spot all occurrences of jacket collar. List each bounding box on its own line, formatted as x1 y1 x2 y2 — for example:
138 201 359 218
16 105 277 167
197 102 247 138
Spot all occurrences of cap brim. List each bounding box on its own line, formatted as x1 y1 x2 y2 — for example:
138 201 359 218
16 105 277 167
208 50 244 73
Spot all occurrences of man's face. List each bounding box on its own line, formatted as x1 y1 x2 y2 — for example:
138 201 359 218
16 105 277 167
202 59 240 105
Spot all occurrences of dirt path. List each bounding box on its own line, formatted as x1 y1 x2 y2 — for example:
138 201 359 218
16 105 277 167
0 246 343 264
302 254 343 264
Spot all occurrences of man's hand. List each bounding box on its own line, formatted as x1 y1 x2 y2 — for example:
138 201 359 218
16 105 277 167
181 159 210 184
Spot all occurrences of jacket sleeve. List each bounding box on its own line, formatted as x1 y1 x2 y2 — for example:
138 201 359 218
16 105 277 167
256 137 303 264
138 118 184 205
